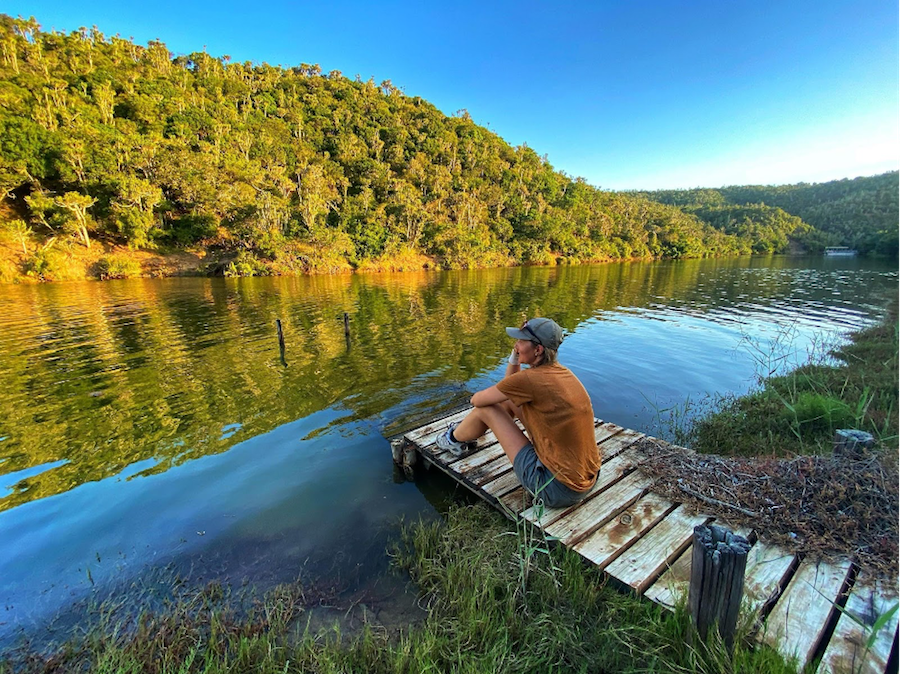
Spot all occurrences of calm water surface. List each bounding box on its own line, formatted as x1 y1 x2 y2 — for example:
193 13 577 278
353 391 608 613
0 256 895 643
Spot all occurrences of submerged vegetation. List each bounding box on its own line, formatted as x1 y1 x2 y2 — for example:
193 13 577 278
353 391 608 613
0 15 896 282
0 505 798 674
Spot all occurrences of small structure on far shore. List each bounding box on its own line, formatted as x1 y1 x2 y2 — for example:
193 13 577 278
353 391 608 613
824 246 858 256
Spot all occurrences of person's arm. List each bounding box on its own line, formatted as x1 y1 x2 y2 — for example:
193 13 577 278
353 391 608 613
471 385 508 408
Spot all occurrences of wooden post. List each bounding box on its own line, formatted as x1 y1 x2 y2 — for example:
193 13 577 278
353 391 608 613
833 429 875 459
343 312 351 348
276 319 286 363
688 524 750 651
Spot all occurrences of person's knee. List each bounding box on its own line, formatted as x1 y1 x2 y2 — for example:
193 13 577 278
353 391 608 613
481 402 511 422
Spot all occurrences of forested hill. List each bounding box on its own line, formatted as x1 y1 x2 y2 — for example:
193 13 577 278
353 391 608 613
0 18 890 279
638 172 899 257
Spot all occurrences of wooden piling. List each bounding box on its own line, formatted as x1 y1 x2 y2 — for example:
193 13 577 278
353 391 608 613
688 524 750 650
276 319 286 362
833 429 875 459
343 312 350 337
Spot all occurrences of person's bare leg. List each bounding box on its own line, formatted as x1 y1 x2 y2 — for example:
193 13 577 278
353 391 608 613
452 408 489 443
453 398 520 443
453 404 529 464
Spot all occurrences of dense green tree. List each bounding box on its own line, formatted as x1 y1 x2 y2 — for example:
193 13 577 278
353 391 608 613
0 15 895 275
640 173 898 257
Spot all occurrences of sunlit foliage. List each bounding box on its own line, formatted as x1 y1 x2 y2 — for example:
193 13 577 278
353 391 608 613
0 15 858 274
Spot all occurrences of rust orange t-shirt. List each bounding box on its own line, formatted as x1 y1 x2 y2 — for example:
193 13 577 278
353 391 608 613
496 364 600 492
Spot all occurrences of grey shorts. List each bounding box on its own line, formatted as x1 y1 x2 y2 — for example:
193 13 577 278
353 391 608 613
512 443 589 509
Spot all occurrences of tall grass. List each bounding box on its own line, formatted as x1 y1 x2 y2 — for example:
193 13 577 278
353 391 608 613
3 505 797 673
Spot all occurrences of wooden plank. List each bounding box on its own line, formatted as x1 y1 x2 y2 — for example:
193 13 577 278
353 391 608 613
742 542 796 613
644 546 692 609
818 573 898 674
644 520 751 610
482 469 522 499
604 505 710 594
498 486 529 515
404 408 470 445
519 449 642 527
597 430 645 460
450 444 505 474
573 492 676 569
594 422 623 445
536 470 653 545
761 557 853 667
467 455 514 486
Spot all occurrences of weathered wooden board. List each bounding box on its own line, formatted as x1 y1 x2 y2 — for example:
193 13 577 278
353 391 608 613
604 505 710 594
452 444 506 474
819 573 898 674
537 470 653 545
643 546 692 609
594 422 623 445
498 486 530 515
519 448 642 527
573 491 676 569
481 469 522 499
597 429 645 460
742 542 796 613
466 454 514 486
761 558 853 667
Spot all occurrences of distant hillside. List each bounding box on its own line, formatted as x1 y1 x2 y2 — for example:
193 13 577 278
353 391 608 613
639 172 899 256
0 16 893 280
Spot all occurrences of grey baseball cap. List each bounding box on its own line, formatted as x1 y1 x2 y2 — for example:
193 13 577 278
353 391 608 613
506 317 564 349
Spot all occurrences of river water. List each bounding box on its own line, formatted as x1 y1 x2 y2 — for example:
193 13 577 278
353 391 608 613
0 255 895 644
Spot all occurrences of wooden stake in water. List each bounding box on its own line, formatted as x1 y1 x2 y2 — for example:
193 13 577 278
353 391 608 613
276 319 286 364
689 524 750 651
343 312 350 337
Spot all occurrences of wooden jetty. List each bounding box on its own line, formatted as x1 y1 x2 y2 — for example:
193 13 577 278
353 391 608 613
394 408 898 674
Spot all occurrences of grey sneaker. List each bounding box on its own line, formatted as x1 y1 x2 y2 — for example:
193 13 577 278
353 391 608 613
435 422 468 456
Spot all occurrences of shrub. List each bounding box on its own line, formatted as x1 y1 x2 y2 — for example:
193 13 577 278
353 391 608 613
785 392 855 434
97 255 142 280
224 250 271 277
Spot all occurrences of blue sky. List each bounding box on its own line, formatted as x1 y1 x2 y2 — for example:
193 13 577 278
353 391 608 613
7 0 899 190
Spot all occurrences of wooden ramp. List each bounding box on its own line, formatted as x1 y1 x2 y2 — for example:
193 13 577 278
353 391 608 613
397 408 898 674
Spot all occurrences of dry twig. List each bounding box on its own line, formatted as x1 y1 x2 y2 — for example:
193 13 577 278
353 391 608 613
633 437 898 579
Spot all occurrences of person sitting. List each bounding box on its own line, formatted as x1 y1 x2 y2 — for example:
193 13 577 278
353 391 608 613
436 317 601 509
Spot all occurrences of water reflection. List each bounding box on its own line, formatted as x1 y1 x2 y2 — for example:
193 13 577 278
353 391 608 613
0 256 895 641
0 257 895 511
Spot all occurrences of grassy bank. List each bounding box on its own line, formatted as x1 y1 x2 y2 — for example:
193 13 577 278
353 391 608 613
641 296 898 578
682 296 898 458
1 505 797 674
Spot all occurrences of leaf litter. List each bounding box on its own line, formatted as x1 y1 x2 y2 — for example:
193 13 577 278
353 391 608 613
633 437 898 579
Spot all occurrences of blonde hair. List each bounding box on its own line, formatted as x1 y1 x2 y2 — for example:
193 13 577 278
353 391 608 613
533 344 558 367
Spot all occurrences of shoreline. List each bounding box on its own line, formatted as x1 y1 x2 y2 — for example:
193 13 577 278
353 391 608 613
0 236 876 286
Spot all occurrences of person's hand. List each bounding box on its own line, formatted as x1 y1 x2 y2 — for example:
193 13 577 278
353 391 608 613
508 348 519 365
